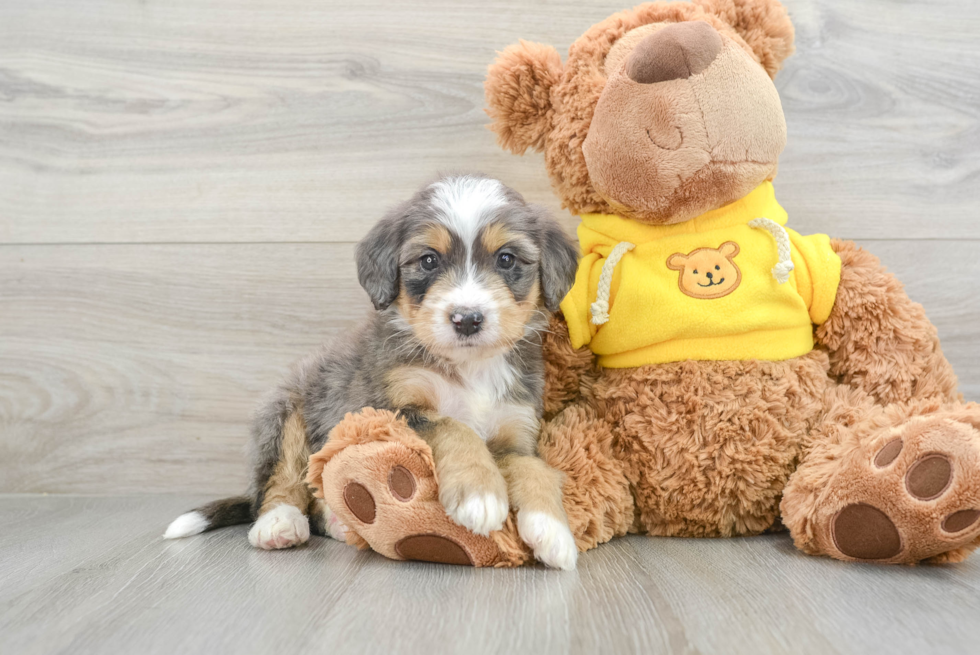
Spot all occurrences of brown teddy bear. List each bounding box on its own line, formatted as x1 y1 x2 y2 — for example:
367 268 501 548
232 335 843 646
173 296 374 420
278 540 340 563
308 0 980 566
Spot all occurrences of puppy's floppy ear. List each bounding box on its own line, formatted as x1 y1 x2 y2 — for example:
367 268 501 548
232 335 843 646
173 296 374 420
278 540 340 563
532 207 579 312
485 40 563 155
356 206 407 310
695 0 795 78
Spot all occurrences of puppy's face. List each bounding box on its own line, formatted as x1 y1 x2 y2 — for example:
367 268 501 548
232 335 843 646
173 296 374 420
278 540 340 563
357 175 578 362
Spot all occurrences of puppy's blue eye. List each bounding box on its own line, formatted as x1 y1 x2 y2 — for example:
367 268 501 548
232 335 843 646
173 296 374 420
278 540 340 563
497 252 515 270
420 254 439 271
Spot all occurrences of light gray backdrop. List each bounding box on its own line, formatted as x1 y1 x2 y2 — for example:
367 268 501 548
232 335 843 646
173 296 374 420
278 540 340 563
2 0 979 495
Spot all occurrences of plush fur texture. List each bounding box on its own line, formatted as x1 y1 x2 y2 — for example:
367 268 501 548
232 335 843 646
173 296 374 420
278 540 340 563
817 240 961 406
582 25 786 224
485 0 795 221
781 395 980 563
484 40 564 156
541 313 595 419
314 0 980 567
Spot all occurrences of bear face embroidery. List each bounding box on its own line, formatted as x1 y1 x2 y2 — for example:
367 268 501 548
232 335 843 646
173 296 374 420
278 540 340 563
666 241 742 299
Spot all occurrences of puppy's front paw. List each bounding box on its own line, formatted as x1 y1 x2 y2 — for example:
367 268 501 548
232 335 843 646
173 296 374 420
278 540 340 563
311 498 349 542
444 492 509 536
247 504 310 550
518 510 578 570
324 509 349 542
437 458 509 536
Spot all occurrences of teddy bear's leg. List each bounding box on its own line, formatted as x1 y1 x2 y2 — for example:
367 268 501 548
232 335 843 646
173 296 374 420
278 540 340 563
307 403 632 567
307 409 530 567
817 240 960 406
538 403 634 550
782 389 980 564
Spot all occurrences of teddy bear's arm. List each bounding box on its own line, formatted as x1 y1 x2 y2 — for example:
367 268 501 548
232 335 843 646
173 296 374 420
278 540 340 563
814 239 960 406
542 313 596 419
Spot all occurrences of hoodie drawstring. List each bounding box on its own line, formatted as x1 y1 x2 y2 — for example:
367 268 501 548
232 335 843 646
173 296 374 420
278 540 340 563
590 241 635 325
748 218 795 284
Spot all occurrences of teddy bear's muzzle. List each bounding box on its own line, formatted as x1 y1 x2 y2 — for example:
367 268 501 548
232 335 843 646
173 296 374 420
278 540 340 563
625 20 723 84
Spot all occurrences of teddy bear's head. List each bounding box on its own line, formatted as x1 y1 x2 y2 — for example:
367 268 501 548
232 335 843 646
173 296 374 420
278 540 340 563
485 0 795 225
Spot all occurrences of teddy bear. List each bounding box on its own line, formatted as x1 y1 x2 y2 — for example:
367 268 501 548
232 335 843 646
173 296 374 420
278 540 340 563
307 0 980 567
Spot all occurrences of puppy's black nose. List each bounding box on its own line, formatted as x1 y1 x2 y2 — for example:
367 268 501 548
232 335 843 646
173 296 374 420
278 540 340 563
451 311 483 336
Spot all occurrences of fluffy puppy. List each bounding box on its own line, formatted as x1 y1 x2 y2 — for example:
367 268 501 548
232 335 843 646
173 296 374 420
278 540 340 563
164 174 580 569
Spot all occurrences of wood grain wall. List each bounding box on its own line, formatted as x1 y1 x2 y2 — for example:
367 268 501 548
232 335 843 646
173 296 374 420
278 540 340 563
2 0 978 494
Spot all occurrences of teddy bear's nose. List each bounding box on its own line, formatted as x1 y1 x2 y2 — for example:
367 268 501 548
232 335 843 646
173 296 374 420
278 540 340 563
625 21 723 84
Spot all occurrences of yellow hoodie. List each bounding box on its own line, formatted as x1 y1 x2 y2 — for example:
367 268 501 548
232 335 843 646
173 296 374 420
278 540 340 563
560 182 841 368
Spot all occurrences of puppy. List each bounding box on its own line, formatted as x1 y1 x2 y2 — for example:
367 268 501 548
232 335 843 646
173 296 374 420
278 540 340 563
164 174 580 569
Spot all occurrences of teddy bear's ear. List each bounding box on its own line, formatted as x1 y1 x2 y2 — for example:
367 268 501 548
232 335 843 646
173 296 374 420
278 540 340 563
695 0 795 78
485 40 563 155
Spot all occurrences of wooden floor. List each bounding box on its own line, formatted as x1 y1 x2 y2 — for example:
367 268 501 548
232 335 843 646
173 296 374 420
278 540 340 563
2 494 979 655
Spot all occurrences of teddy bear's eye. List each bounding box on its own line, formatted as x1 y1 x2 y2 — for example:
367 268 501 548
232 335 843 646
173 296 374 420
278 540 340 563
715 265 720 270
693 269 698 275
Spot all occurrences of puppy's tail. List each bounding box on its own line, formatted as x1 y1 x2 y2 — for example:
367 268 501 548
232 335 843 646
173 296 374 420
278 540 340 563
163 496 254 539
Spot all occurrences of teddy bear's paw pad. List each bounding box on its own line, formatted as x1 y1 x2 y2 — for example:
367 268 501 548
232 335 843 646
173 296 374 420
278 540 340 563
823 418 980 563
942 509 980 534
873 438 904 467
341 464 419 526
388 465 416 502
394 534 474 566
318 439 504 566
248 504 311 550
343 482 377 524
905 454 953 500
831 503 902 560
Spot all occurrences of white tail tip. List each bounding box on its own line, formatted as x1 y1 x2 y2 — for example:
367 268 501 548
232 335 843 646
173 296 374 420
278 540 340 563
164 511 209 539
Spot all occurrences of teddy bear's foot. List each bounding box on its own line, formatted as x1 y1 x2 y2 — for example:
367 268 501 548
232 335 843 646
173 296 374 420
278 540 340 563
805 413 980 564
306 409 530 567
322 439 509 566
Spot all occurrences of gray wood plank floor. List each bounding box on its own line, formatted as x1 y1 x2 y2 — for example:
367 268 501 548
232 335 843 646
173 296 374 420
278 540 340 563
2 494 979 655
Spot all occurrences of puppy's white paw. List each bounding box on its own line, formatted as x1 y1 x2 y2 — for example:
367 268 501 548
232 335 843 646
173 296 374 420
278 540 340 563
518 510 578 570
447 493 509 536
247 504 310 550
322 504 349 542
